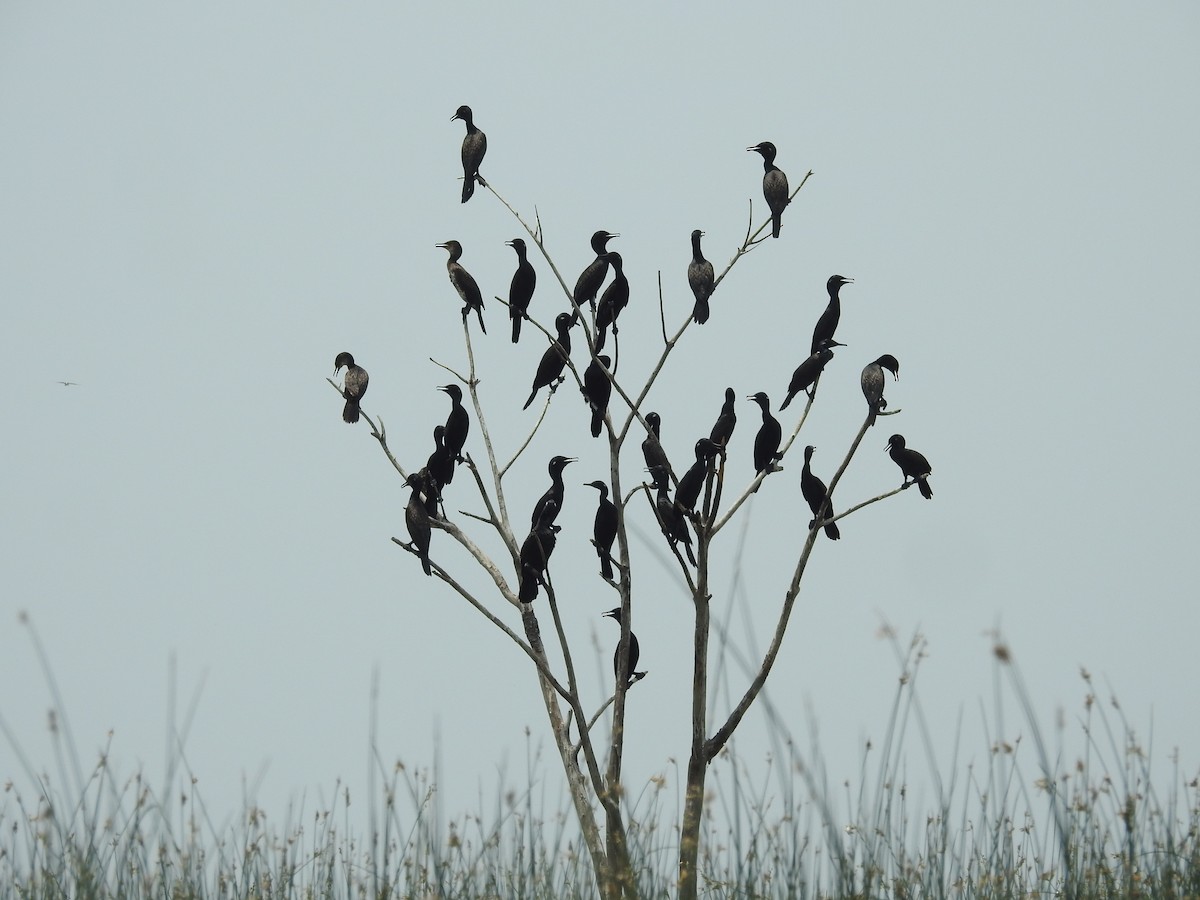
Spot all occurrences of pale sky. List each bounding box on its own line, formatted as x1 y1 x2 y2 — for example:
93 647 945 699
2 2 1198 837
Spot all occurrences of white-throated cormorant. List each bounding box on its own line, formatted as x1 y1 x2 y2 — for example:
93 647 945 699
518 500 560 603
602 607 641 688
709 387 737 454
887 434 933 499
747 142 789 238
594 251 628 353
779 343 836 411
436 240 487 334
675 438 720 517
439 384 469 462
688 229 715 325
800 445 840 540
405 471 433 576
334 351 369 424
641 412 672 479
649 465 696 566
452 105 486 203
530 455 575 527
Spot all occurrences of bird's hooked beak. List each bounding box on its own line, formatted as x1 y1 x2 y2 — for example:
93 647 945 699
745 145 759 152
450 111 461 122
435 242 448 249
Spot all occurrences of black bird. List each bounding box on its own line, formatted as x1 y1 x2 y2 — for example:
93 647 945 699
585 480 618 581
688 229 715 325
861 354 900 426
581 354 613 438
573 230 618 314
649 465 696 566
887 434 933 499
425 425 456 494
405 471 433 576
641 412 672 480
811 275 852 354
594 251 628 353
518 501 560 603
779 343 836 411
748 392 782 478
506 238 536 343
436 240 487 334
439 384 469 462
747 141 789 239
334 351 369 424
451 105 486 203
675 438 721 517
800 446 840 540
602 607 641 688
530 455 575 528
709 387 737 454
524 312 575 410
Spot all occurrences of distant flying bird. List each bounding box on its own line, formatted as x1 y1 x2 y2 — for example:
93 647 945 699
57 381 79 386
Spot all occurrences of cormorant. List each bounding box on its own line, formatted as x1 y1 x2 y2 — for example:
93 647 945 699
573 230 618 314
585 480 618 580
405 471 433 576
709 387 737 454
641 412 672 479
887 434 933 499
451 105 486 203
439 384 469 462
425 424 456 494
688 230 715 325
523 312 575 410
436 240 487 334
530 455 575 527
334 351 369 424
518 501 560 603
779 343 836 411
594 251 628 352
649 465 696 566
811 275 852 354
675 438 721 516
747 142 789 238
861 354 900 426
800 445 840 540
602 607 641 688
506 238 536 343
748 392 782 477
581 354 612 438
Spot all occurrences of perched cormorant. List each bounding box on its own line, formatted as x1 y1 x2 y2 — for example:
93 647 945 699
602 607 641 688
675 438 721 517
334 351 369 424
688 230 715 325
581 354 613 438
709 387 737 454
641 412 672 480
649 465 696 566
585 480 618 581
439 384 469 462
747 142 789 239
424 424 456 496
436 240 486 334
523 312 575 410
811 275 852 354
887 434 933 499
861 354 900 426
518 501 560 603
451 105 486 203
800 445 840 540
405 471 433 576
748 392 782 477
530 455 575 527
594 251 629 352
779 343 836 411
573 230 618 313
506 238 536 343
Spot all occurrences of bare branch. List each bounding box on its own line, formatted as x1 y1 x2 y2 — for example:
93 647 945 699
327 379 408 481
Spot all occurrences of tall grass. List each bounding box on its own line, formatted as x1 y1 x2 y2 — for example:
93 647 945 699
3 627 1198 898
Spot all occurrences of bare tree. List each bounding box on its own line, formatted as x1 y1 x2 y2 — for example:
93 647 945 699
329 123 927 900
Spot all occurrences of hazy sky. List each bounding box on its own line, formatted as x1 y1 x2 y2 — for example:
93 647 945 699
3 3 1198 836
